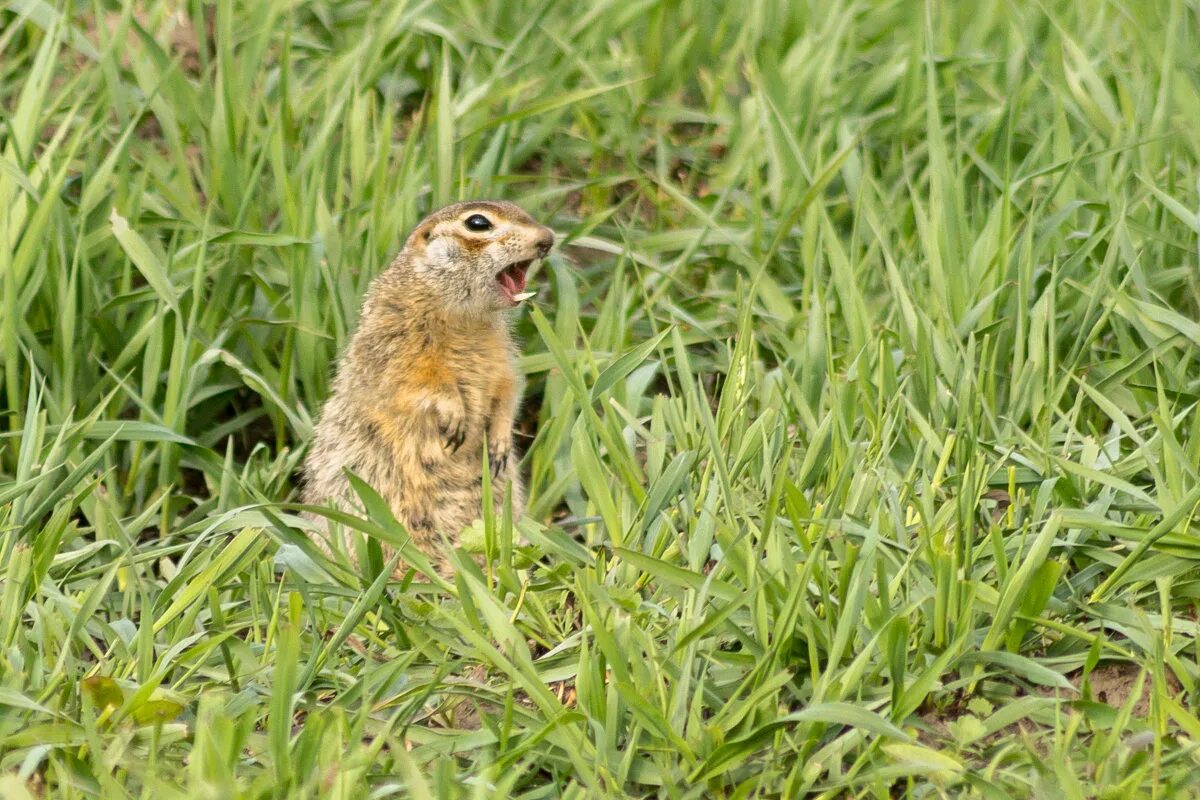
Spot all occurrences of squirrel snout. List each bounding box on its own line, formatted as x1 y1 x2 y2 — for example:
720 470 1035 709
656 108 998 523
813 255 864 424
534 229 554 259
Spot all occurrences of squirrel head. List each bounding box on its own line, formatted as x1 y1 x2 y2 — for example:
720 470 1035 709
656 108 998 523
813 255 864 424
402 200 555 314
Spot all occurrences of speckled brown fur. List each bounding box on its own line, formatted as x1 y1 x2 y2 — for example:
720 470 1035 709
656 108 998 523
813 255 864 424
302 201 554 577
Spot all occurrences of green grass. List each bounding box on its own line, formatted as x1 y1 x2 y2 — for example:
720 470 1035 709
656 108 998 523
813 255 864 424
2 0 1200 796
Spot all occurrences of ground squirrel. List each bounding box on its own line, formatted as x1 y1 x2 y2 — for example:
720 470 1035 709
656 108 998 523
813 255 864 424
302 200 554 576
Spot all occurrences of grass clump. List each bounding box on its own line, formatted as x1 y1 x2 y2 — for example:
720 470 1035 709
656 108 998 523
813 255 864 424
2 0 1200 796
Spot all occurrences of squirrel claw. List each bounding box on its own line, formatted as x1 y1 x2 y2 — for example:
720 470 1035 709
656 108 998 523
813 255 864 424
487 445 510 478
440 420 467 452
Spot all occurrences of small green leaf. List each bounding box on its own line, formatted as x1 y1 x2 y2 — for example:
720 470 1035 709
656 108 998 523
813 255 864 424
109 209 180 314
590 327 672 402
82 676 123 711
131 699 185 725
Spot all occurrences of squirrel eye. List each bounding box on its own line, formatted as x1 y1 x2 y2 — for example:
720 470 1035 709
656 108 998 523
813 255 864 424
464 214 493 232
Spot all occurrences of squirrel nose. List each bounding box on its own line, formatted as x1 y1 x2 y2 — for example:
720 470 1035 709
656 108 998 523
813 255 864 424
535 229 554 259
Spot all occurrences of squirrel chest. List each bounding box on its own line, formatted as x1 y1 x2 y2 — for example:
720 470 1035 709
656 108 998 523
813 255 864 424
372 325 518 462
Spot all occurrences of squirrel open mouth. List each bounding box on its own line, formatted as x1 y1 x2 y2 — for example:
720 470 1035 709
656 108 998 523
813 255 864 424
496 259 533 304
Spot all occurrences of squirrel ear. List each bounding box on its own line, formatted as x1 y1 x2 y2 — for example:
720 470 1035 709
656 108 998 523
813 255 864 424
411 224 434 247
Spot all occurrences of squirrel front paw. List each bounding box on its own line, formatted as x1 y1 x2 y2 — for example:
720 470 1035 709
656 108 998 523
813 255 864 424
439 416 466 453
486 431 512 478
434 396 468 453
487 443 510 478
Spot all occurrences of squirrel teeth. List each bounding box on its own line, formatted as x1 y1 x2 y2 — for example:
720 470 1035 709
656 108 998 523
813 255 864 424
511 291 536 302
